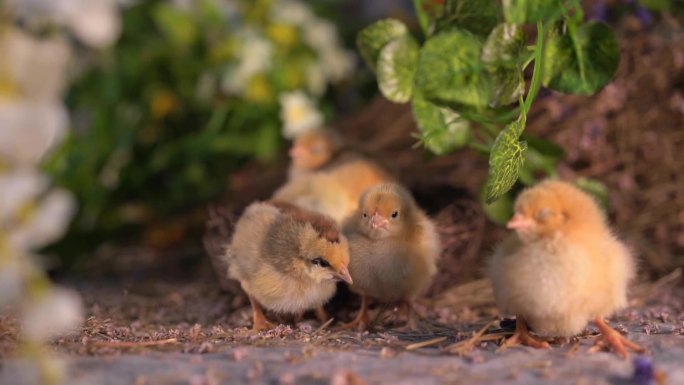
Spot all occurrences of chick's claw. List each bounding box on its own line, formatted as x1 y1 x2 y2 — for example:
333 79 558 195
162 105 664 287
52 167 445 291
590 318 645 359
500 317 550 351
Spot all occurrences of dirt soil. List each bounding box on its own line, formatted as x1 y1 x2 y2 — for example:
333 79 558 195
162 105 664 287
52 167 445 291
1 259 683 385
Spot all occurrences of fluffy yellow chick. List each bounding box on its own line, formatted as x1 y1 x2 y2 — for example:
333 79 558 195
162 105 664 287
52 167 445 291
276 128 394 223
342 184 440 330
489 180 644 358
226 200 353 330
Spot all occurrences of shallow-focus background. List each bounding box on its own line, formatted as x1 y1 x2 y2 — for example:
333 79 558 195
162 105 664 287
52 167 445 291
1 0 684 383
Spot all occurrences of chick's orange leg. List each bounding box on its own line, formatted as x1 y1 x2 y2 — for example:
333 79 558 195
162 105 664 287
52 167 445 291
590 318 645 359
248 295 275 331
340 295 369 331
314 306 329 323
398 300 425 331
501 316 550 350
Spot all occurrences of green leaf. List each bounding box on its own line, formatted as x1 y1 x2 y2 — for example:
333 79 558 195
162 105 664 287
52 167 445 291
543 21 620 95
153 4 198 48
479 188 514 225
482 23 525 106
357 19 409 72
639 0 670 11
415 30 494 108
503 0 562 24
436 0 500 37
377 36 420 103
412 93 470 155
413 0 445 36
485 119 527 203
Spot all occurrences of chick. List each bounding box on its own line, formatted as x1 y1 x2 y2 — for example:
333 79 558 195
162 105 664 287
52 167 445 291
342 183 440 330
226 200 353 330
287 128 344 180
489 180 644 358
277 128 394 223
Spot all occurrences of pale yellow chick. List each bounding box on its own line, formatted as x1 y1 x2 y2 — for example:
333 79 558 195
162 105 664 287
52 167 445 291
342 183 440 330
226 200 353 330
275 128 394 223
489 180 644 358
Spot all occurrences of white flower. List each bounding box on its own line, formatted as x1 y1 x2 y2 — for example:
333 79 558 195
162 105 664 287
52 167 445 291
0 28 70 103
0 259 23 306
6 0 122 49
306 62 327 96
20 287 83 342
0 170 76 252
0 103 69 166
8 189 76 251
66 0 122 48
302 19 338 53
0 170 48 223
320 48 355 83
222 30 273 95
271 0 314 25
279 90 323 139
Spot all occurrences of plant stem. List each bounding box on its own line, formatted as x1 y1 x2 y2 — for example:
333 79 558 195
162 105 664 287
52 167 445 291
522 21 545 117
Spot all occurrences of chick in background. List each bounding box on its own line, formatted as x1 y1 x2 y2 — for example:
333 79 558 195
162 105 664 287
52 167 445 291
489 180 644 358
225 200 353 330
274 128 393 223
342 183 440 331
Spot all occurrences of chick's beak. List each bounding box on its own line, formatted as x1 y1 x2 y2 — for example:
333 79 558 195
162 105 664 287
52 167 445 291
288 145 307 159
506 213 535 230
370 213 389 230
334 266 353 285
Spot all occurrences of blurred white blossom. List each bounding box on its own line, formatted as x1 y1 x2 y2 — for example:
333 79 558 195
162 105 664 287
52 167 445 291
20 288 84 342
271 0 314 24
222 30 274 95
279 91 323 139
6 0 122 48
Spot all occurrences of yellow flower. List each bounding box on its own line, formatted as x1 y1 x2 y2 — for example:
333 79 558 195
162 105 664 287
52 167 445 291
150 89 178 119
266 23 298 48
245 74 273 104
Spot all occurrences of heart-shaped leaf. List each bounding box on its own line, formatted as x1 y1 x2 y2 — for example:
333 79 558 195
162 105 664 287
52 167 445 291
415 29 494 108
377 36 420 103
503 0 562 24
542 21 619 95
485 119 527 203
436 0 500 37
482 23 525 106
413 0 445 36
412 92 470 155
357 19 409 72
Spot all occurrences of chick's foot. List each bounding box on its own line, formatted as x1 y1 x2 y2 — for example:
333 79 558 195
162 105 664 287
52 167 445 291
500 316 550 350
589 318 645 359
340 295 369 332
249 295 276 331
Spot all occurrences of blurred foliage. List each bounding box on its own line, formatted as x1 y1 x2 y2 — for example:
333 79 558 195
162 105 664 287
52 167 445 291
358 0 620 221
45 0 353 262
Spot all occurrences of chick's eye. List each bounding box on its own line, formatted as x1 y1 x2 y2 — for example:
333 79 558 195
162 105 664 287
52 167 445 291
536 208 552 221
391 211 399 219
311 257 330 268
362 212 368 218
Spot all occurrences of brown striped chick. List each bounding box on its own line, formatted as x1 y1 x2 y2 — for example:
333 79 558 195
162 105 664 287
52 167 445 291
342 184 440 331
489 180 644 358
226 200 353 331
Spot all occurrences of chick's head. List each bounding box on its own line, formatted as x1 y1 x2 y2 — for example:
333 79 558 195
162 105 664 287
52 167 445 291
295 222 353 285
507 180 605 242
289 129 341 171
356 184 416 239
